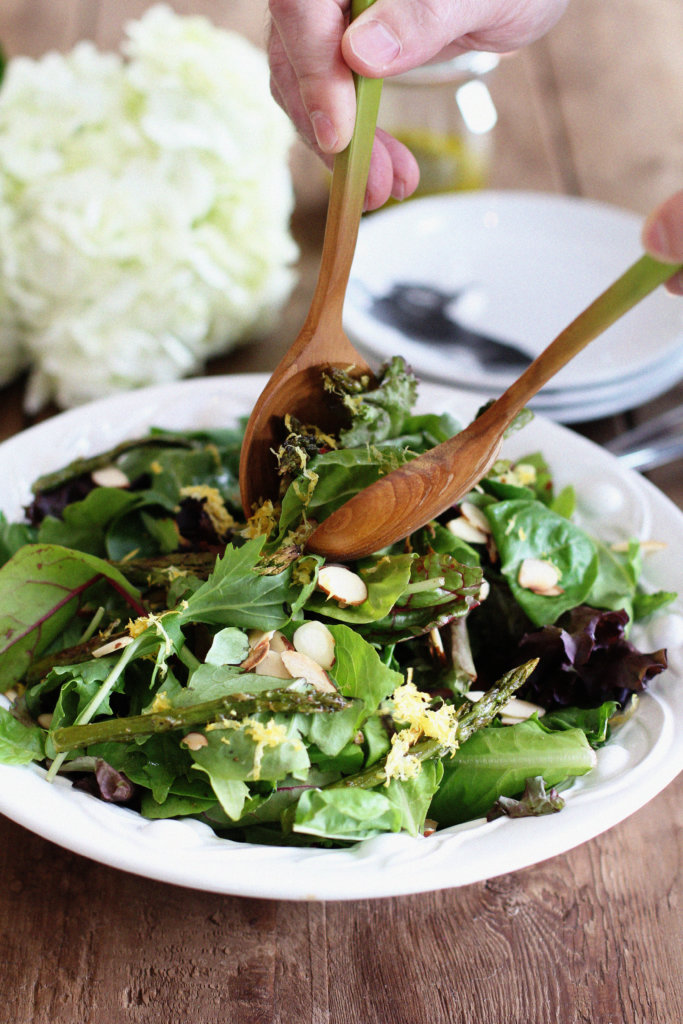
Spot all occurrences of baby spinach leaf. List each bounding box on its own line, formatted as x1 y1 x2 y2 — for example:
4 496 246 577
278 446 414 536
359 553 483 642
540 701 619 747
204 627 250 666
485 499 599 626
293 787 402 842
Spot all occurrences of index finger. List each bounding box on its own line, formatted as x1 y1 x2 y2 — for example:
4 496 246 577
269 0 357 153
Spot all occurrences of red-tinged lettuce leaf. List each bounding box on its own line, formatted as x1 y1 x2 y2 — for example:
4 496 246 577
486 775 565 821
357 552 483 643
72 759 137 804
517 605 668 709
0 544 144 689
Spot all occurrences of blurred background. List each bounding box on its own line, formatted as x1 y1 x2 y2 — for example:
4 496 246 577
0 0 682 501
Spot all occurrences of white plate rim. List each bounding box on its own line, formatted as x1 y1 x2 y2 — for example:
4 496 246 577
344 190 683 398
0 374 681 900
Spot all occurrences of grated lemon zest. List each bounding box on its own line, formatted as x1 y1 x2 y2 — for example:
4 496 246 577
149 690 172 713
179 484 235 538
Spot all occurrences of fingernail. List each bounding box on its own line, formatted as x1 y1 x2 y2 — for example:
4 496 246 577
310 111 338 153
642 217 670 257
392 179 406 202
348 20 401 70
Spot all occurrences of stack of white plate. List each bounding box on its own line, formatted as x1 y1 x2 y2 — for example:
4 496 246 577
344 191 683 423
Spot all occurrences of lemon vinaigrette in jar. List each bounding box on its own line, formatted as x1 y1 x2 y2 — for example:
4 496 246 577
379 52 499 198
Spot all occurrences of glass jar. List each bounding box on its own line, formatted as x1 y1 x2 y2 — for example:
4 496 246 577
379 52 499 197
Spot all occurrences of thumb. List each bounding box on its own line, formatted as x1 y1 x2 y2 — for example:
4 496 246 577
342 0 478 76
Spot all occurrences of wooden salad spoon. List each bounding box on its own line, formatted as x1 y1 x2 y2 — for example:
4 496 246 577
306 253 683 560
239 0 382 517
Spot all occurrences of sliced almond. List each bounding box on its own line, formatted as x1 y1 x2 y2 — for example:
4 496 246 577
182 732 209 751
280 649 338 693
253 649 293 680
611 539 667 554
240 638 271 671
247 628 275 648
317 565 368 606
499 697 546 721
446 516 489 545
517 557 563 595
269 630 293 653
92 635 135 658
460 501 491 535
91 466 130 489
428 627 447 666
292 620 336 669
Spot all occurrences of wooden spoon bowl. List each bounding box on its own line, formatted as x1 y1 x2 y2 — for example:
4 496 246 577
239 1 381 516
306 253 683 560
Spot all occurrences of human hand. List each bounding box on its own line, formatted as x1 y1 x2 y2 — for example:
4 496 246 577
268 0 569 209
642 190 683 295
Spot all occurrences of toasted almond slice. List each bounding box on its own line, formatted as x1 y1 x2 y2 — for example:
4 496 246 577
247 629 275 648
182 732 209 750
446 516 489 545
517 557 563 594
292 620 336 669
269 630 293 653
428 627 448 666
253 649 293 680
240 638 271 671
317 565 368 606
611 539 667 554
460 501 491 535
499 697 546 721
92 635 135 658
280 649 338 693
91 466 130 489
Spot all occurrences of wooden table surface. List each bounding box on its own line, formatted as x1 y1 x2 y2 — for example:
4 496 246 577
0 3 681 1022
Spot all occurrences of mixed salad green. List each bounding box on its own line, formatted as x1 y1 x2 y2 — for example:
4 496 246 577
0 359 674 845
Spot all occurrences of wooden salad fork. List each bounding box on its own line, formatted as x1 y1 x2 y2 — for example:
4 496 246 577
306 253 683 560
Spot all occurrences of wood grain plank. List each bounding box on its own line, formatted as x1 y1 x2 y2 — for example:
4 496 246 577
323 775 682 1024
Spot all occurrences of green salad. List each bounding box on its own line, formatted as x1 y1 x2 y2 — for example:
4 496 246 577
0 358 674 845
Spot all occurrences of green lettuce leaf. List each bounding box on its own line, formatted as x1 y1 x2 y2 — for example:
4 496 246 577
0 706 45 764
179 537 293 630
429 718 596 827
